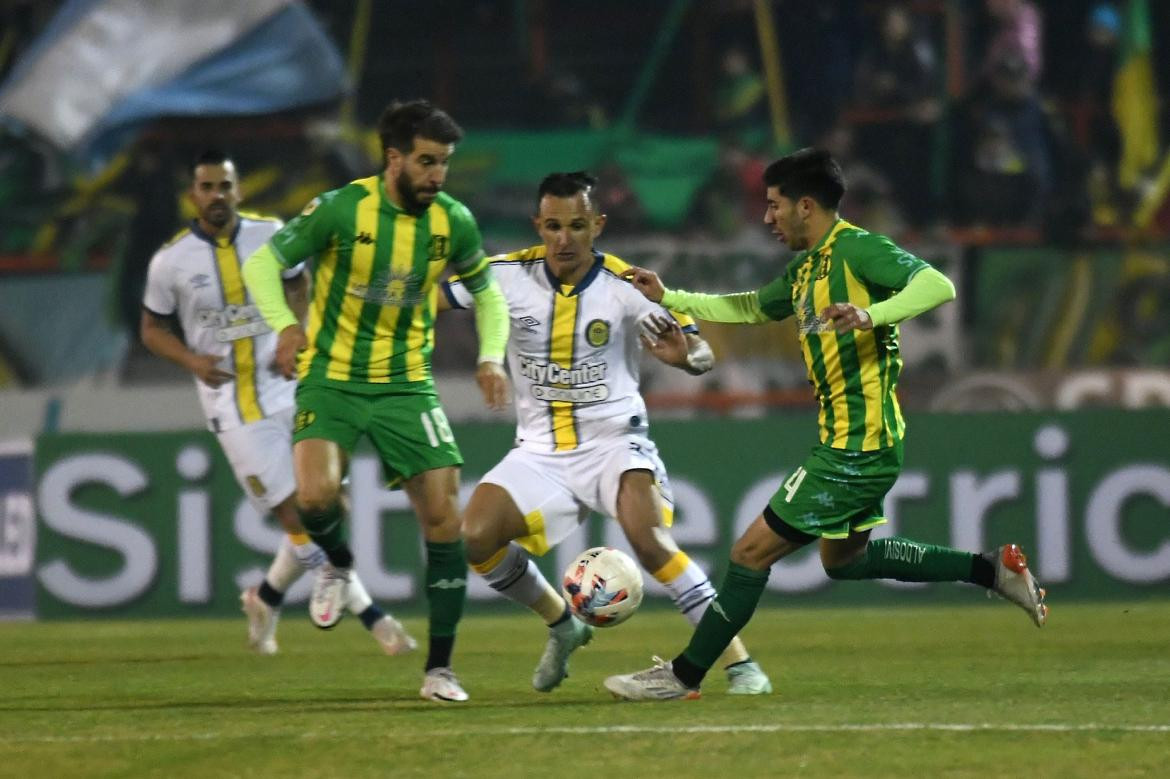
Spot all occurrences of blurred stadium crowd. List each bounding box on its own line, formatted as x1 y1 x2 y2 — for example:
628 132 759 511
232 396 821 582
0 0 1167 412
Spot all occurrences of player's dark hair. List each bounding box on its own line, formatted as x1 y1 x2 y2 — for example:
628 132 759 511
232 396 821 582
762 148 845 210
535 171 598 213
190 148 232 178
378 99 463 153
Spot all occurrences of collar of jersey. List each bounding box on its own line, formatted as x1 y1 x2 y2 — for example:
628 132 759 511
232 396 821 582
796 218 852 265
543 250 604 296
189 218 240 248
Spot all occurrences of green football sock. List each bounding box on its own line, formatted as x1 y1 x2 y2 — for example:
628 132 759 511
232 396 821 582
825 537 978 583
676 562 769 684
298 503 352 568
425 540 468 652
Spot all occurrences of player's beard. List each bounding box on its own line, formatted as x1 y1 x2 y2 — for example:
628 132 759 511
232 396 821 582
203 203 232 229
397 171 439 213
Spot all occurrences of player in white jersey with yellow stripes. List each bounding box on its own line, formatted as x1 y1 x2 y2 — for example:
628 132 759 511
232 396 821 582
440 171 771 694
141 150 414 656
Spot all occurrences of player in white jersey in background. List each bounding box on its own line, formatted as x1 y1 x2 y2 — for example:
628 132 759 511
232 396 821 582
440 172 772 694
140 149 414 656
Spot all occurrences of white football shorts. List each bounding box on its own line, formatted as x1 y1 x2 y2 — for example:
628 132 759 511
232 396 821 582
216 407 296 514
481 433 675 556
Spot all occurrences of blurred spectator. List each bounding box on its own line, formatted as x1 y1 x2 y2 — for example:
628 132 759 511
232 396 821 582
1077 3 1123 226
982 0 1043 87
952 53 1053 227
820 122 906 239
778 0 856 143
852 2 943 226
521 68 607 129
689 138 766 239
854 3 941 113
592 161 646 235
713 46 768 147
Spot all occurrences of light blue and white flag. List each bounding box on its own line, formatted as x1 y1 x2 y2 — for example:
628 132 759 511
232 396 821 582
0 0 347 164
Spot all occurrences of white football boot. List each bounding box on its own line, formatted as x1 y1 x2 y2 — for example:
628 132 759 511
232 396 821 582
989 544 1049 627
309 564 350 629
370 616 418 656
420 667 469 702
240 586 279 655
604 656 701 701
725 660 772 695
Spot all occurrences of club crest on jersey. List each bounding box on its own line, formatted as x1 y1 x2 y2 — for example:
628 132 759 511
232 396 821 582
815 253 832 280
427 235 449 262
586 318 610 347
294 409 316 433
245 475 267 497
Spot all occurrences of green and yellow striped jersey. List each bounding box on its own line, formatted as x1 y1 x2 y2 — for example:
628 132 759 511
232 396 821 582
268 176 491 392
757 219 929 451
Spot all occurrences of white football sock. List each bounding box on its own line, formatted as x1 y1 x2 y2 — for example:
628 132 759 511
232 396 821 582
473 543 565 624
266 536 303 593
346 570 374 615
653 551 716 627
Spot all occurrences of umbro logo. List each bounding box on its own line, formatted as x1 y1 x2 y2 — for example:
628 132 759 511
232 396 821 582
355 232 375 245
428 577 467 590
190 273 211 290
519 316 541 331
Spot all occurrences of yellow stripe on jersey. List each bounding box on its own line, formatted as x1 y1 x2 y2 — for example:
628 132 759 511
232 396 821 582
213 240 263 424
325 181 380 381
300 239 337 379
549 289 580 451
842 261 884 450
811 262 850 447
367 213 416 381
404 203 451 381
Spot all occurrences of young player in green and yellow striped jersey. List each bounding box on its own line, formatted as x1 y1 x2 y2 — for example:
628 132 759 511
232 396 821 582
243 100 510 703
605 148 1049 701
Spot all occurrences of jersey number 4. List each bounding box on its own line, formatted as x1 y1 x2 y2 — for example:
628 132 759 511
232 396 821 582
420 408 455 447
782 466 808 503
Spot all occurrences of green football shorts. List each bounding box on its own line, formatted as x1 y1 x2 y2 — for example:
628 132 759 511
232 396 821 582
293 384 463 488
764 441 903 542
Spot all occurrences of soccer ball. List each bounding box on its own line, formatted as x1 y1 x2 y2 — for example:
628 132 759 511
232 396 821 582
561 546 644 627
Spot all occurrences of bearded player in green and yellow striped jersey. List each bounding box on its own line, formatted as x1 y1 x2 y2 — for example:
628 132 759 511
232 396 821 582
243 100 510 703
605 148 1048 701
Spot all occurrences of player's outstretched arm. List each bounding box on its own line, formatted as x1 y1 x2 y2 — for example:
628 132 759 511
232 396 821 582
822 266 955 334
243 243 305 379
622 266 772 325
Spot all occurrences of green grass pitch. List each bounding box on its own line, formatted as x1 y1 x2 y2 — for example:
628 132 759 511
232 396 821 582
2 601 1169 778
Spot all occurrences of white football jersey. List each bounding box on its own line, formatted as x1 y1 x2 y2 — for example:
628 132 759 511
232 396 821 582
444 245 697 452
142 215 303 433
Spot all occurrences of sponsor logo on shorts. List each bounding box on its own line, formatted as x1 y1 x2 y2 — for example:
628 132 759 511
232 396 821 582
294 409 316 433
585 318 610 347
246 475 267 497
428 577 467 589
813 492 835 507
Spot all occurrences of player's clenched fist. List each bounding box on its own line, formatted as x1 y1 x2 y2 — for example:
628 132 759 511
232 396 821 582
821 302 873 333
273 325 307 379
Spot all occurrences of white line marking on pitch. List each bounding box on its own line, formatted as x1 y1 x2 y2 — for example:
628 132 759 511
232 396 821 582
8 722 1170 744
